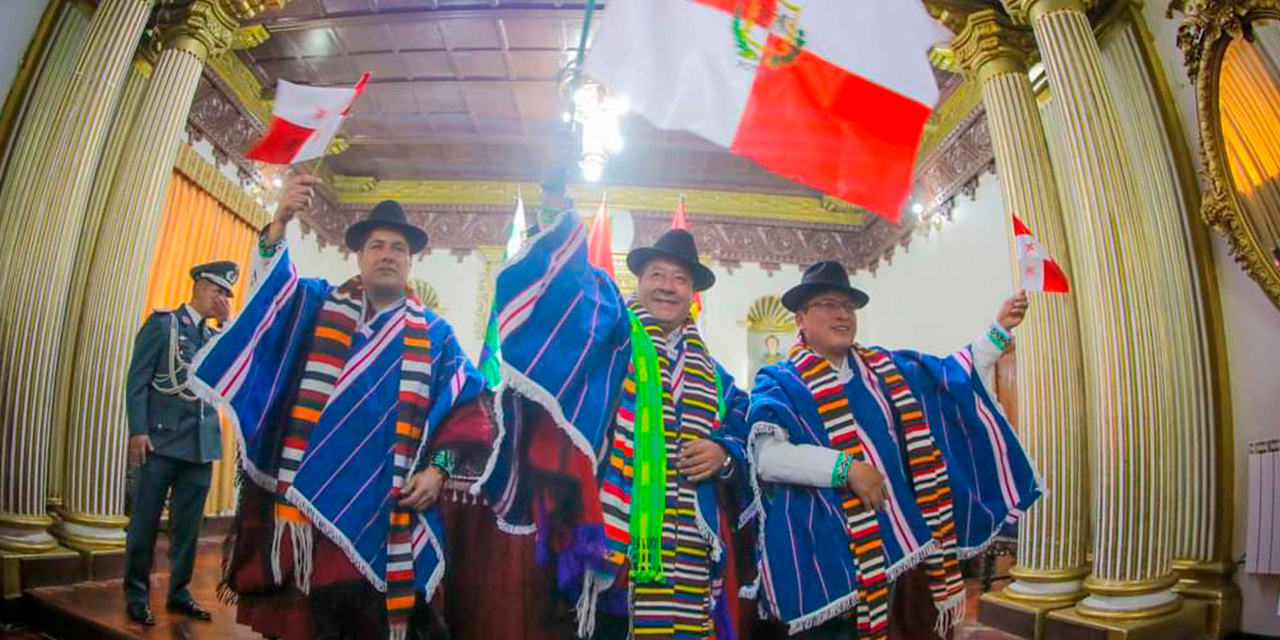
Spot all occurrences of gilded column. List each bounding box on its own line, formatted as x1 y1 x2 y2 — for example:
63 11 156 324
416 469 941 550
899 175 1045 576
953 9 1090 612
0 0 156 554
1098 8 1235 634
48 57 151 547
52 0 283 550
1004 0 1179 620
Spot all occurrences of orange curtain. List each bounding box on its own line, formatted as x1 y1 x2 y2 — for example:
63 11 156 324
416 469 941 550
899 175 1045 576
144 171 257 515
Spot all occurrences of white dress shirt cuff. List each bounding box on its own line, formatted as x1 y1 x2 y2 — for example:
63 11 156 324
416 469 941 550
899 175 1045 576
752 424 842 488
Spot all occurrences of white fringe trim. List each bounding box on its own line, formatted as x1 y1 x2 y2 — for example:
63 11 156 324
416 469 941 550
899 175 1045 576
390 623 407 640
421 513 448 602
933 590 968 637
885 538 938 583
742 422 781 608
471 363 602 536
785 589 859 635
738 580 759 600
693 499 723 564
574 569 615 639
284 486 388 591
471 364 598 496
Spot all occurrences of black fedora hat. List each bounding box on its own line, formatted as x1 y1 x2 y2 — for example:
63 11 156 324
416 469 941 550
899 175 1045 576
626 229 716 291
781 260 870 312
345 200 428 254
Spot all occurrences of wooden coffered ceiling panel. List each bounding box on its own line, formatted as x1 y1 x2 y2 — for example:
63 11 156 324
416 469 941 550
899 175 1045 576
240 1 1004 195
240 1 829 194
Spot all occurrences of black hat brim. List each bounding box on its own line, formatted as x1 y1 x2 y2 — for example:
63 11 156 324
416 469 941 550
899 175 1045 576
781 283 870 312
626 247 716 291
345 220 429 254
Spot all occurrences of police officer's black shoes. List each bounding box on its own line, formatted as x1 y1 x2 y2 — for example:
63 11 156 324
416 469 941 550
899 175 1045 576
166 599 212 621
126 602 156 626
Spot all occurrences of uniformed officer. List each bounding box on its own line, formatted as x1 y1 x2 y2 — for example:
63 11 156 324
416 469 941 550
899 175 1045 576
123 260 237 626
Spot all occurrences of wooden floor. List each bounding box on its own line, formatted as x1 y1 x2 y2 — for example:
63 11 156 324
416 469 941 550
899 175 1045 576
10 545 1023 640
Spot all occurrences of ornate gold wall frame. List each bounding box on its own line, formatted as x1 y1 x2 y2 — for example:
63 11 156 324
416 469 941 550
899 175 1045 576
1175 0 1280 311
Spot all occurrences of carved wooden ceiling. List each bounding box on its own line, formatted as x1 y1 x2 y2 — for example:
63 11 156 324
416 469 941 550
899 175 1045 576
239 1 807 193
237 0 1004 195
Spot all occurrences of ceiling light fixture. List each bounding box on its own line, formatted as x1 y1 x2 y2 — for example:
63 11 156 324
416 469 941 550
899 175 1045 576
571 80 627 183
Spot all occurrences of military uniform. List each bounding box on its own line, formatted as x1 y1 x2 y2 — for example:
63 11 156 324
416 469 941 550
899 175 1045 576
123 261 237 623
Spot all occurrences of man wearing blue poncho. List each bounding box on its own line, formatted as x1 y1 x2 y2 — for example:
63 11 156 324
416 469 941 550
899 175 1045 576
475 138 753 639
745 261 1041 640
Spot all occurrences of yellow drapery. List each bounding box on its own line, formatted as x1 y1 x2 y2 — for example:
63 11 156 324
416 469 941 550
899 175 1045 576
142 171 256 515
1221 33 1280 250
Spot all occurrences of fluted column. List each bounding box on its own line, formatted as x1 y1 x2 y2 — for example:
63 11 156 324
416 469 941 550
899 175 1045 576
1004 0 1179 620
51 0 284 550
0 0 156 554
47 58 151 550
954 9 1090 606
1096 9 1234 634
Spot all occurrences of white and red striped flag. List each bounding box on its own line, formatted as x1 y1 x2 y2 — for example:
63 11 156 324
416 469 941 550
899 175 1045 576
1013 214 1070 294
584 0 949 221
246 73 370 165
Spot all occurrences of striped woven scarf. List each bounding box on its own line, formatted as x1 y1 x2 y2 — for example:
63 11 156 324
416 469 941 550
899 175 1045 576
788 344 891 640
597 301 722 639
857 347 965 632
271 277 434 640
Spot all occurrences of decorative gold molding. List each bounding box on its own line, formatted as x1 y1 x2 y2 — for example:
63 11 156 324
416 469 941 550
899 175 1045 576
231 23 270 50
953 9 1038 80
205 49 271 124
174 143 269 229
1173 0 1280 312
408 278 444 313
330 177 870 226
159 0 284 63
918 76 985 160
740 295 795 332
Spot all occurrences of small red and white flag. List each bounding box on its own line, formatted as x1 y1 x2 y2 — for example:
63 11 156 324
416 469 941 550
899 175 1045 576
1013 214 1070 294
587 194 616 278
246 73 370 165
585 0 949 221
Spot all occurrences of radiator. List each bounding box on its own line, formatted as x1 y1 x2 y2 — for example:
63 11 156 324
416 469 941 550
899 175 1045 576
1246 438 1280 575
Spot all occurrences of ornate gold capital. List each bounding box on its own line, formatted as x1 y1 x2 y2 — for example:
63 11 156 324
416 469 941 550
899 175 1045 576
159 0 286 61
231 23 270 50
1004 0 1093 25
953 9 1036 79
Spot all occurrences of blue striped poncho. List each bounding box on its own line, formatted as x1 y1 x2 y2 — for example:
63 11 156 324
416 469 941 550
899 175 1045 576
746 346 1041 633
473 207 752 636
188 247 484 601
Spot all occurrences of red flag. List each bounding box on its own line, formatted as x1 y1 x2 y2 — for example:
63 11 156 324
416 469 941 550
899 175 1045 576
1012 214 1070 294
247 73 370 165
588 194 615 278
670 195 704 319
586 0 949 221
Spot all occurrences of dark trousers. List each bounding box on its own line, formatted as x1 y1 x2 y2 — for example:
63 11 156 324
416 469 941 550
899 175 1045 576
123 454 212 606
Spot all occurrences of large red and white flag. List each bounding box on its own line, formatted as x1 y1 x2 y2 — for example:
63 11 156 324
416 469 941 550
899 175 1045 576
1013 214 1070 294
585 0 948 221
247 73 370 165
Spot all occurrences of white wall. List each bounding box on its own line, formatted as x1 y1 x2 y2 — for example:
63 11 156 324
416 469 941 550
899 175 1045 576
700 172 1014 388
284 224 489 360
701 261 799 386
1140 5 1280 633
858 173 1015 355
0 1 51 117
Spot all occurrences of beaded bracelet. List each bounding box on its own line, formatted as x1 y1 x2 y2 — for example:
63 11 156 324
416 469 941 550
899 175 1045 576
258 236 283 258
831 452 854 489
429 449 456 478
987 324 1012 352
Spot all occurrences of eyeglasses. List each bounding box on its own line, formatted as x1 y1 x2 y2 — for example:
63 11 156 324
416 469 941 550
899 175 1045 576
805 299 858 314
